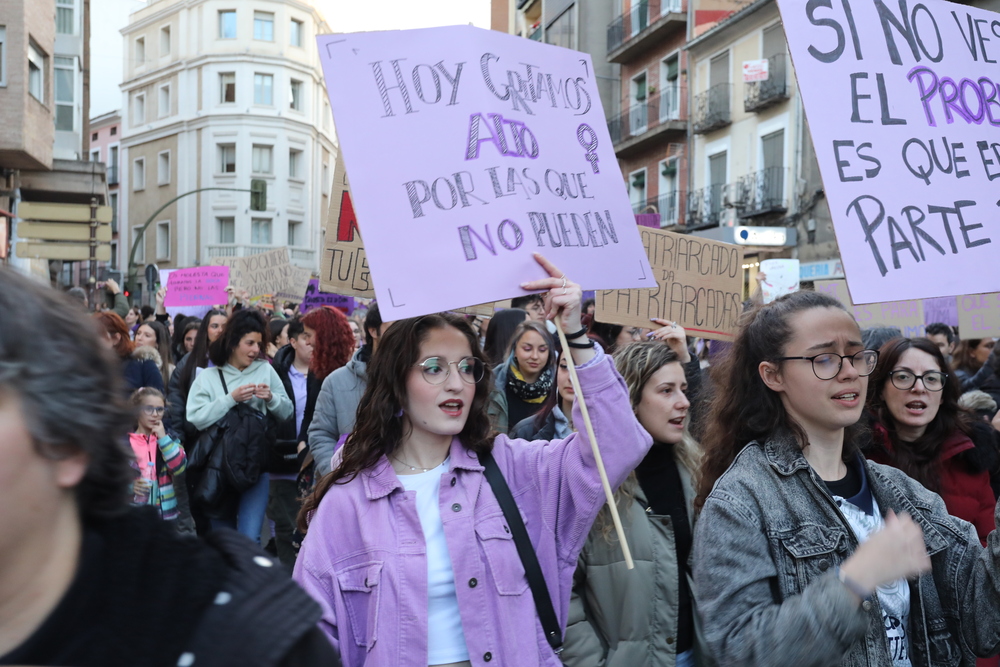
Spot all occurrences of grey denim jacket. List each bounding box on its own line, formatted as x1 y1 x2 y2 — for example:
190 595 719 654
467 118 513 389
692 430 1000 667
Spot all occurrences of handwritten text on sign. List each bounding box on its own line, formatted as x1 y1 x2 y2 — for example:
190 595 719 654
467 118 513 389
595 227 744 341
958 292 1000 338
776 0 1000 303
163 267 230 307
321 146 374 298
211 247 299 300
815 280 926 337
301 279 356 314
317 25 652 320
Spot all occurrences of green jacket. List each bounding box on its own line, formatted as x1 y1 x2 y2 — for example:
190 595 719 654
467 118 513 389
112 292 130 321
562 462 712 667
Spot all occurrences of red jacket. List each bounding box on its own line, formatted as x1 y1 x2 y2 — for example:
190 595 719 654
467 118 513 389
869 425 996 545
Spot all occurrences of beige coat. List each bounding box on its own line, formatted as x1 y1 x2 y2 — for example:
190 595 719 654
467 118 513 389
561 463 712 667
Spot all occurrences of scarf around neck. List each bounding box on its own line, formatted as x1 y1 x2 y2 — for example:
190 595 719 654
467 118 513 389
507 362 553 403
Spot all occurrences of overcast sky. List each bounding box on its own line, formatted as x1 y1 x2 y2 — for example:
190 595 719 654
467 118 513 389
90 0 492 118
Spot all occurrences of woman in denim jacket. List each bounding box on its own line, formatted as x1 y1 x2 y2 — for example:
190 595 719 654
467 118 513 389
692 290 1000 667
294 255 652 667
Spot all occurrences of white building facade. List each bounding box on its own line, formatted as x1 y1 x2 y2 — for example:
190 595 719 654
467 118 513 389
119 0 336 274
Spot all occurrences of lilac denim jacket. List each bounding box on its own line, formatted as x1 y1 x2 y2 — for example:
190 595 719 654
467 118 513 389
293 350 653 667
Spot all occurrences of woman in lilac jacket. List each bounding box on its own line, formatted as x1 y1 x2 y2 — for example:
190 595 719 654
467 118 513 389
294 254 653 667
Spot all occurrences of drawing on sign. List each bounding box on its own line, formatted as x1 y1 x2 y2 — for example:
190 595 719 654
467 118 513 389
320 146 375 298
775 0 1000 304
595 227 744 341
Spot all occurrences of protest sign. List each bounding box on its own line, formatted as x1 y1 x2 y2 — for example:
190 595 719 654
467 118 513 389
776 0 1000 304
274 266 313 304
317 26 653 320
163 266 229 308
923 295 959 327
320 147 375 298
457 302 496 317
211 247 298 299
815 280 925 337
301 279 356 314
595 227 744 341
957 293 1000 339
759 259 799 304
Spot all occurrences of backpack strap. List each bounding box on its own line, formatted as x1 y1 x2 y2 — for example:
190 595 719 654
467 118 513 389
217 367 229 395
481 450 563 654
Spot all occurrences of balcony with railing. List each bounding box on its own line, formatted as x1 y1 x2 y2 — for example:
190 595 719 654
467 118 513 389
608 86 686 155
528 24 542 41
735 167 788 218
744 54 789 113
685 183 732 230
607 0 686 63
204 244 316 268
693 84 731 134
632 190 686 227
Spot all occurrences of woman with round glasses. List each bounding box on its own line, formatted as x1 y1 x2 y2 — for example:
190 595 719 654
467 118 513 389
865 337 997 545
692 290 1000 667
293 254 653 667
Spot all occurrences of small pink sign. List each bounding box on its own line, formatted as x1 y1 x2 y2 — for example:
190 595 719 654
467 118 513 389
164 266 230 307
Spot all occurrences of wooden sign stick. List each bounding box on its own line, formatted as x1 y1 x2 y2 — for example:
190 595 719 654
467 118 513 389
554 322 635 570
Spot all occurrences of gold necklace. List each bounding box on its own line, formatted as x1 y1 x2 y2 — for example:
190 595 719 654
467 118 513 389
391 452 447 472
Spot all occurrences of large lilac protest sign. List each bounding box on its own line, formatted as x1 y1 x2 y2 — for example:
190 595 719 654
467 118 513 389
317 26 653 320
300 279 356 314
776 0 1000 304
163 266 229 308
816 279 926 337
923 295 959 327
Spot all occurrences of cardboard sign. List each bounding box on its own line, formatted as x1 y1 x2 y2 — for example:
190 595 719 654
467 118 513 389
301 279 356 314
957 293 1000 339
317 26 653 320
595 226 744 341
742 59 770 82
163 266 229 307
211 247 299 299
776 0 1000 304
815 280 925 337
923 296 959 328
320 147 375 298
274 266 313 304
759 259 799 304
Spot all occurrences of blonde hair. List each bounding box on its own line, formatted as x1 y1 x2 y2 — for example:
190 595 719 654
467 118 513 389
592 341 702 543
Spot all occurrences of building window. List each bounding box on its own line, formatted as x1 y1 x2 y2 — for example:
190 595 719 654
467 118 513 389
217 217 235 244
90 148 100 162
160 26 171 56
252 145 273 174
135 36 145 65
133 158 146 190
628 168 647 211
110 126 117 135
28 42 46 102
219 72 235 103
109 193 118 233
91 132 98 141
158 150 170 185
54 56 75 131
56 0 74 35
290 19 304 47
253 11 274 41
0 26 6 87
253 73 273 105
219 10 236 39
288 220 302 246
218 144 236 173
133 226 145 263
110 241 118 269
289 149 302 179
290 79 303 111
134 92 145 124
158 84 170 118
251 218 272 245
322 161 330 194
545 5 575 50
156 221 171 260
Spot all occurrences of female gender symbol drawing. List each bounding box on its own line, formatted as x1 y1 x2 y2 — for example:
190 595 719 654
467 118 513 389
577 123 600 174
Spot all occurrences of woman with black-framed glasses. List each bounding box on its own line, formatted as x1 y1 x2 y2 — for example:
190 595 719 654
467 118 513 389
865 336 998 546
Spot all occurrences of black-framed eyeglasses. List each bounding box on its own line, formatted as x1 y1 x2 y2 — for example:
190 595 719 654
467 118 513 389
776 349 879 380
888 369 947 392
415 356 485 385
140 405 166 416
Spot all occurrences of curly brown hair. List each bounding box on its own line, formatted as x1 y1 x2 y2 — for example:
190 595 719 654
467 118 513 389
297 313 494 532
301 306 355 381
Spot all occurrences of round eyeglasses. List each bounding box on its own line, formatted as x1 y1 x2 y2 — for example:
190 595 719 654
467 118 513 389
415 356 485 385
776 349 879 381
888 369 947 392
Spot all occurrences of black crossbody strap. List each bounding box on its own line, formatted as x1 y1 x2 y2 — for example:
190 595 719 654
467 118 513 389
481 450 563 654
217 367 229 395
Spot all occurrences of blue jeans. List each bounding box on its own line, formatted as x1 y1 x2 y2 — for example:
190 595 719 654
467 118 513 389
210 473 270 543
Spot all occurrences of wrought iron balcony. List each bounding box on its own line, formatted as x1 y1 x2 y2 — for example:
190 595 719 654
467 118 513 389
693 84 732 134
744 53 789 113
607 0 685 61
736 167 788 218
631 191 685 227
685 183 730 230
607 86 686 147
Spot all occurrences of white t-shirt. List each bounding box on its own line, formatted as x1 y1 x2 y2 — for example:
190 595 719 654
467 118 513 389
834 494 912 667
399 459 470 666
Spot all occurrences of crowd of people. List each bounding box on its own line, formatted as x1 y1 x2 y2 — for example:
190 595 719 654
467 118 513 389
2 259 1000 667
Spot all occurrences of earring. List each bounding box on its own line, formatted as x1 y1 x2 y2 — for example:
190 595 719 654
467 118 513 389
395 408 404 418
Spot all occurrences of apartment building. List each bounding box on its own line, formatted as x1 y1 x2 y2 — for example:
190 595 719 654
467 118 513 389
120 0 336 281
90 110 123 276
